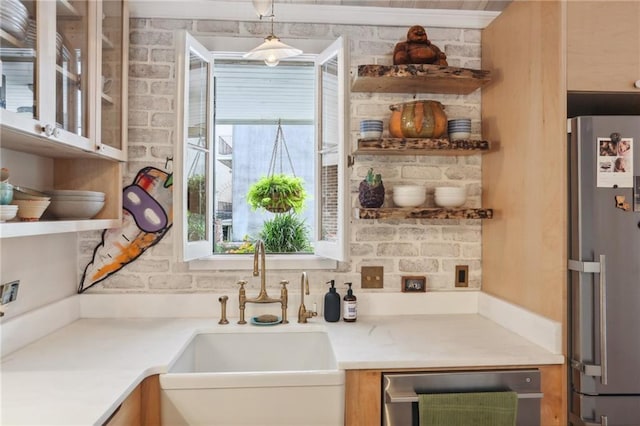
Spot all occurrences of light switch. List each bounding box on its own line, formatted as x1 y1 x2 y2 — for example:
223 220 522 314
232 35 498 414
455 265 469 287
361 266 383 289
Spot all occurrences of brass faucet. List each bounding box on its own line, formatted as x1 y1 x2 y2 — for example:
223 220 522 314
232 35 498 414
298 271 317 323
237 240 289 324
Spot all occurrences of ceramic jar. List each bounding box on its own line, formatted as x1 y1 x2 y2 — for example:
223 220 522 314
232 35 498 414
389 100 447 138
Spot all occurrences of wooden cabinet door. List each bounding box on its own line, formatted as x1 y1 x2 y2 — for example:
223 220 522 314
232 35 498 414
567 1 640 92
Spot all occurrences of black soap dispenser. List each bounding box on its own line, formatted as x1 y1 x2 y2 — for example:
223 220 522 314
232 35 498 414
323 280 341 322
343 282 357 322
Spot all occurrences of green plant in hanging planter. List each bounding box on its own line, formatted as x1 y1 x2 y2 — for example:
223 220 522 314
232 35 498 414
246 173 307 214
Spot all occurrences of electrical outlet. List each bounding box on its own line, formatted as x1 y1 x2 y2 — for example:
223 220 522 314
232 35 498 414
455 265 469 287
361 266 383 289
1 280 19 305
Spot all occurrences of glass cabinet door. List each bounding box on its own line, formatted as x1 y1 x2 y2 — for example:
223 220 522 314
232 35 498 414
99 0 126 156
0 0 38 119
54 0 89 137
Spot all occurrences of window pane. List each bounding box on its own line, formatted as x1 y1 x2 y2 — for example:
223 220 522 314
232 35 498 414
214 123 314 253
319 56 339 242
187 147 208 242
188 51 209 149
212 61 315 254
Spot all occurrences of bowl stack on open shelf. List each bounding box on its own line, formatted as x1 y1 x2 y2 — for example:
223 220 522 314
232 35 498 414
46 190 106 220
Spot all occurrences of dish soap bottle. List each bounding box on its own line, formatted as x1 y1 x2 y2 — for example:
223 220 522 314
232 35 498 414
343 282 357 322
324 280 341 322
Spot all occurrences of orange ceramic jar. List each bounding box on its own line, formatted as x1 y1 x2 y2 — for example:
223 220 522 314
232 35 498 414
388 100 447 138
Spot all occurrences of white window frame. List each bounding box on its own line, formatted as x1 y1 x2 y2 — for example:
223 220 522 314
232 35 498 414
175 33 348 270
175 32 215 262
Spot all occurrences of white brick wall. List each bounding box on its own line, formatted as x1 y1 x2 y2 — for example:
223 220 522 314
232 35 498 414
79 18 484 296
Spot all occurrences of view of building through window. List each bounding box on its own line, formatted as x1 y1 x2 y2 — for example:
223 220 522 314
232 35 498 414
211 61 316 254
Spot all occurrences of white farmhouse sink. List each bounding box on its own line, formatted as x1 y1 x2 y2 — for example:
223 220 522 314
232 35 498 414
159 330 345 426
169 330 338 373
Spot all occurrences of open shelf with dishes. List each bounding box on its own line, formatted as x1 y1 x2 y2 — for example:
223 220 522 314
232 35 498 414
352 64 495 220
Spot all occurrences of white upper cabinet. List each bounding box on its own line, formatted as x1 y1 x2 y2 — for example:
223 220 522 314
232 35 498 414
0 0 128 239
0 0 128 161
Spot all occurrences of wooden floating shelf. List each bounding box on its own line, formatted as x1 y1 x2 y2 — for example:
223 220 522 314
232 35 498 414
352 64 492 95
356 207 494 220
354 138 491 156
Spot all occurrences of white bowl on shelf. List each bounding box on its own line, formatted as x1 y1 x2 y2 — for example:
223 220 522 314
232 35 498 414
47 190 105 201
47 199 105 219
393 185 426 207
11 199 50 221
0 205 18 222
434 186 466 207
360 130 382 139
449 131 471 140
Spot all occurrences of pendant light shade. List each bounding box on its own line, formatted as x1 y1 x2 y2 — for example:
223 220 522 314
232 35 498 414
243 35 303 67
244 0 302 67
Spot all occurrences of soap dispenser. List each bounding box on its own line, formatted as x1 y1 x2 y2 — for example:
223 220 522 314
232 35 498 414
323 280 341 322
343 282 357 322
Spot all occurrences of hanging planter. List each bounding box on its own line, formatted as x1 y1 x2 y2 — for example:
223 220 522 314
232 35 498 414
246 121 307 214
247 173 306 213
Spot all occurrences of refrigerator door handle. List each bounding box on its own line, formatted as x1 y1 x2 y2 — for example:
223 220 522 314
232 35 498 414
568 255 608 385
598 254 608 385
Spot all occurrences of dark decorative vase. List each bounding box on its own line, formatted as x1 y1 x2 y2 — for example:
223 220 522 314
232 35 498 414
358 168 385 208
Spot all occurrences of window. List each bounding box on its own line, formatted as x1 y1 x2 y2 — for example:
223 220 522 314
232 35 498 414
176 33 348 268
212 61 315 254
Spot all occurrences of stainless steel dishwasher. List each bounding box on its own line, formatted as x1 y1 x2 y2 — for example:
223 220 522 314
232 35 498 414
382 369 543 426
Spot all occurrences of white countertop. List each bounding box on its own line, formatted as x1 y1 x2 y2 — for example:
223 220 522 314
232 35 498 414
0 314 563 425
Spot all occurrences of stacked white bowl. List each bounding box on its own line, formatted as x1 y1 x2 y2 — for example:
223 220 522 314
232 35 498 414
11 199 50 221
9 186 51 221
448 118 471 140
434 186 467 208
46 190 106 219
360 120 383 139
393 185 426 207
0 205 18 222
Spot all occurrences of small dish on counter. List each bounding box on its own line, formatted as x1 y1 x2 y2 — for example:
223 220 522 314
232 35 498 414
250 315 282 326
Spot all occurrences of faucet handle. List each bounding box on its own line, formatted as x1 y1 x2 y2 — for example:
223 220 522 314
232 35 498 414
237 280 247 289
279 280 288 288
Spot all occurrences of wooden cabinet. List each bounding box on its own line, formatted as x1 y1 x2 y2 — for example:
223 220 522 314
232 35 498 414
0 0 128 239
344 366 564 426
351 64 494 220
103 375 160 426
567 1 640 92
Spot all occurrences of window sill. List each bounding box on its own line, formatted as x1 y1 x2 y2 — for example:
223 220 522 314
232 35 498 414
188 254 338 271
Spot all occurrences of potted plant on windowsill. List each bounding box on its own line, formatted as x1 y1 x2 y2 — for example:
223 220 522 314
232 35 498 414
247 173 307 214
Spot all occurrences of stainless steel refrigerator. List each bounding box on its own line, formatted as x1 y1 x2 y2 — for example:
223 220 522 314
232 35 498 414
569 116 640 425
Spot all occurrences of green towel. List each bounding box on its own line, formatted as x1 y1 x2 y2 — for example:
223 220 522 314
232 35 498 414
418 391 518 426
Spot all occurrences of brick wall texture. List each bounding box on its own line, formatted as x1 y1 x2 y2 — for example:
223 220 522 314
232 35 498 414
79 18 484 297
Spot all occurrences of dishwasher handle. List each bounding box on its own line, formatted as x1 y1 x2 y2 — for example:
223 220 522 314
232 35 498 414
385 389 544 403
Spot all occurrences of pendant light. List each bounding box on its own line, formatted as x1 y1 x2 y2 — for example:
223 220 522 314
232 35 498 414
243 0 302 67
